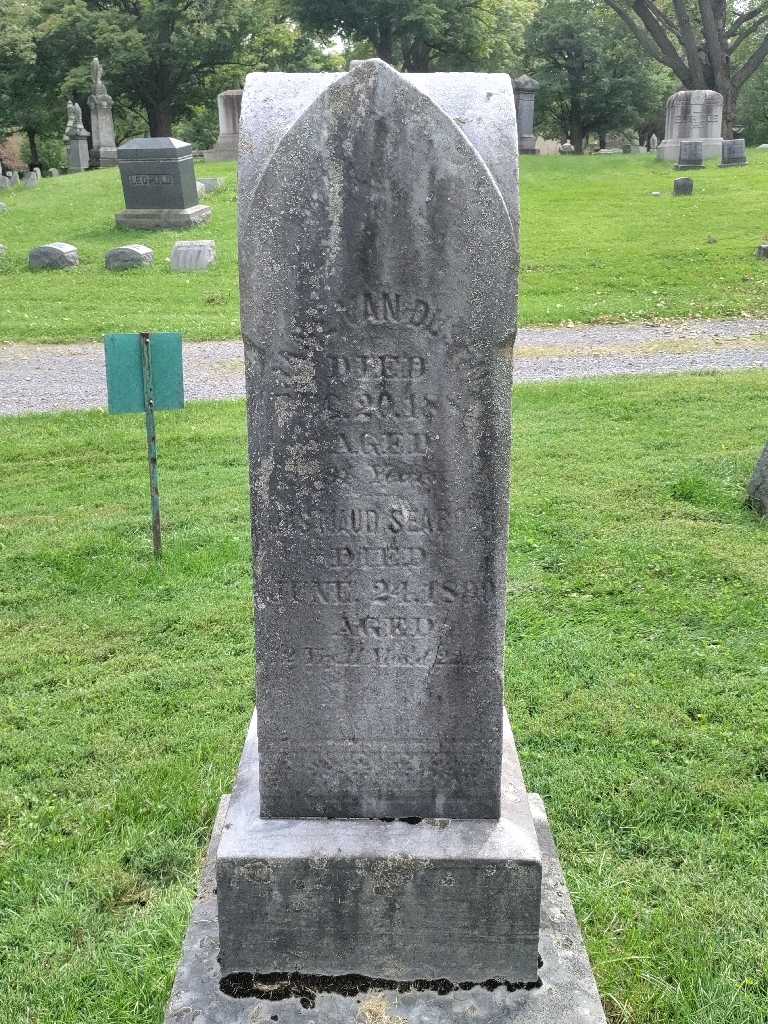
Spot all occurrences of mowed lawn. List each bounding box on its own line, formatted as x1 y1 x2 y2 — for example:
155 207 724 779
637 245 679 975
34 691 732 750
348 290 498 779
1 152 768 342
1 372 767 1023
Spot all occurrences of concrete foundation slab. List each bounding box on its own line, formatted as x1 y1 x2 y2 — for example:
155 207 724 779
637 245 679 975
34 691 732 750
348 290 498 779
165 793 606 1023
115 204 211 229
216 711 541 982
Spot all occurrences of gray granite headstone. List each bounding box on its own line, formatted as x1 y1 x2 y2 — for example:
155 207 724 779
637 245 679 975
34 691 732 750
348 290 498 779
676 139 704 169
8 172 19 186
64 101 90 172
115 137 211 229
29 242 79 269
673 176 694 196
756 243 768 259
0 177 9 190
198 176 224 193
658 89 723 162
203 89 242 161
105 244 154 270
163 59 606 1024
88 57 118 167
720 138 747 166
24 172 39 188
513 74 539 154
747 443 768 515
170 239 215 270
48 169 60 177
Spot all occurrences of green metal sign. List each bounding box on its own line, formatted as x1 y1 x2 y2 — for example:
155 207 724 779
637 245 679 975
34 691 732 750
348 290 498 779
104 332 184 413
104 332 184 558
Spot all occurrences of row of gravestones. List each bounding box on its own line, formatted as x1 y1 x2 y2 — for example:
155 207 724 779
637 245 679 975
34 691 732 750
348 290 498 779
0 239 218 271
0 167 48 189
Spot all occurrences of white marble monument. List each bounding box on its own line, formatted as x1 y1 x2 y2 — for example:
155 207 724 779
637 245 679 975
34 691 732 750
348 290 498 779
657 89 723 163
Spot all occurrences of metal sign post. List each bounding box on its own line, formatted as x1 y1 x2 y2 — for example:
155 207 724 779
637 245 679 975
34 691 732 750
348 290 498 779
104 332 184 558
139 332 162 558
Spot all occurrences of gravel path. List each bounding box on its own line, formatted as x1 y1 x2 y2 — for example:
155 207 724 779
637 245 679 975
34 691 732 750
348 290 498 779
2 318 767 416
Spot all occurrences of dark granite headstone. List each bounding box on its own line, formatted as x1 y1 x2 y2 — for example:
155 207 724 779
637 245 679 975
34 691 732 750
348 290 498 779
673 176 694 196
676 139 704 169
115 137 211 229
720 138 747 166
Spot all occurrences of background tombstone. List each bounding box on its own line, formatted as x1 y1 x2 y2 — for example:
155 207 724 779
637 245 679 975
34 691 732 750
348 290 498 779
0 177 9 190
513 74 539 154
115 137 211 229
721 138 747 167
673 176 694 196
29 242 79 269
676 139 704 169
170 239 215 271
203 89 242 161
162 58 607 1024
64 101 90 172
105 244 154 270
88 57 118 167
649 133 659 150
657 89 723 162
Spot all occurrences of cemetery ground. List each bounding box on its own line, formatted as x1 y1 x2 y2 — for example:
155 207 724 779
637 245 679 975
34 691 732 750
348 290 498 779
2 152 768 341
1 371 767 1024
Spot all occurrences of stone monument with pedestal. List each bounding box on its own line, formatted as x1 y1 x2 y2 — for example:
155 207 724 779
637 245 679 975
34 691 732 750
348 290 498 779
657 89 723 162
115 137 211 229
164 59 606 1024
204 90 242 161
88 57 118 167
513 75 539 154
64 101 90 173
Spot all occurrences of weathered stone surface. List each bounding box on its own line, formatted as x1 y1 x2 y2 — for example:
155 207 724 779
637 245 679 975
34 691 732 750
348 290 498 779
24 172 39 188
756 243 768 259
658 89 723 162
241 59 518 821
675 139 704 169
118 137 198 207
48 169 60 177
0 177 9 190
65 101 90 172
8 171 19 186
673 177 694 196
105 243 154 270
170 239 215 271
165 794 606 1024
720 138 747 166
649 132 658 150
747 442 768 515
217 710 541 981
29 242 79 270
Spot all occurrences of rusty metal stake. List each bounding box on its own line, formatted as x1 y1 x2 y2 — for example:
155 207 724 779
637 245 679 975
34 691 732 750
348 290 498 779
140 331 162 558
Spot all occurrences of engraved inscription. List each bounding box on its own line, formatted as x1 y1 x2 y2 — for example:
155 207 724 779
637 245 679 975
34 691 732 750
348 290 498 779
127 173 173 186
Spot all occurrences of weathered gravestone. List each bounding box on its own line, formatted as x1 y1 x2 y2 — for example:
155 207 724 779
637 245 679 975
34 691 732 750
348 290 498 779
513 75 539 154
756 243 768 259
164 59 606 1024
676 139 704 169
0 176 9 190
658 89 723 163
673 176 694 196
64 101 90 172
720 138 747 167
105 244 154 270
29 242 79 270
115 137 211 229
747 443 768 515
170 239 215 271
88 57 118 167
204 89 242 161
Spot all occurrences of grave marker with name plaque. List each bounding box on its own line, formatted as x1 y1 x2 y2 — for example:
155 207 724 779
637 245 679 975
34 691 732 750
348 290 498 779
115 136 211 229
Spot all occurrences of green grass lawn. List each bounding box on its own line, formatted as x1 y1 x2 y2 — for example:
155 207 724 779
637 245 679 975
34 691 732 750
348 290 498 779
1 152 768 342
1 372 767 1023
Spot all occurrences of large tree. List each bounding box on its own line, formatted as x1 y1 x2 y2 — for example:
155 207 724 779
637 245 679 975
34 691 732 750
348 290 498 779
599 0 768 134
288 0 531 72
526 0 665 152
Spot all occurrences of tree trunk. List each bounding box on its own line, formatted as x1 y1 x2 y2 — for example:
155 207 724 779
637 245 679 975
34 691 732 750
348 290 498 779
147 106 173 137
375 20 394 65
720 81 737 139
26 128 40 169
570 116 585 154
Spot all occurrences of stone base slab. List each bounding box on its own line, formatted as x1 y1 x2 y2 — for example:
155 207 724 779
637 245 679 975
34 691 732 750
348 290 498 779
657 138 722 162
115 204 212 229
216 711 541 982
165 793 606 1023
